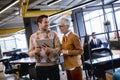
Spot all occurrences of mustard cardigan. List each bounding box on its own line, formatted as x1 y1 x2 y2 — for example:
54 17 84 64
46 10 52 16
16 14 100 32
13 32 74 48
62 32 83 69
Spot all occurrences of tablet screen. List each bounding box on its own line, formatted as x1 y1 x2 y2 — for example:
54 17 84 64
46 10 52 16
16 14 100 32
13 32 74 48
36 39 53 48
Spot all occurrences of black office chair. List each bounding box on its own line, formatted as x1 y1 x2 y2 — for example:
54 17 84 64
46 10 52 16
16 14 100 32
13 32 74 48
14 52 29 77
18 52 29 58
3 51 16 56
84 48 113 80
2 59 18 74
90 48 113 79
91 47 112 59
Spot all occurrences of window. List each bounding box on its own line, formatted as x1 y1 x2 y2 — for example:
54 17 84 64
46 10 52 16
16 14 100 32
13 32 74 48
0 33 28 52
115 8 120 30
83 9 104 35
83 6 120 39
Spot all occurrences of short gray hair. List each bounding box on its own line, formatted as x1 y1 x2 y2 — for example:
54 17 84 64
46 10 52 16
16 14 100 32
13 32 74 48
59 18 70 27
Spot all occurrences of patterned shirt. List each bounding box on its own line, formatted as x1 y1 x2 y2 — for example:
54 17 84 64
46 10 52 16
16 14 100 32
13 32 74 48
28 30 61 64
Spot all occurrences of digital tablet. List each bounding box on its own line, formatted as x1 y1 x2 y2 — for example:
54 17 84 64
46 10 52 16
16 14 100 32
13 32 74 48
36 39 53 48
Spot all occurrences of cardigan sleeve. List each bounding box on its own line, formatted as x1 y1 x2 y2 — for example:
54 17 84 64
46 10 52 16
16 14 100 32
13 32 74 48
67 35 83 56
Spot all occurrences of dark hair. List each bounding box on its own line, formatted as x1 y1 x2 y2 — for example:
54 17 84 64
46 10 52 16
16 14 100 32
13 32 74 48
92 32 96 36
37 15 48 23
84 35 89 43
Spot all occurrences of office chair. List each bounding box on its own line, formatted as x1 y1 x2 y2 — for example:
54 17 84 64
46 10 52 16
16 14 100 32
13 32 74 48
91 48 113 79
14 52 29 77
3 51 16 56
18 52 29 58
2 59 18 74
84 48 113 80
91 47 112 59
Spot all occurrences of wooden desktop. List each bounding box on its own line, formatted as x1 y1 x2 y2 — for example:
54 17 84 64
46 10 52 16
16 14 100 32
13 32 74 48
110 39 120 49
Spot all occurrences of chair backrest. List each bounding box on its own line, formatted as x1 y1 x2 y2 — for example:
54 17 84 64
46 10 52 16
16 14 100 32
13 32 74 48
3 59 12 70
3 51 16 56
91 48 112 59
15 49 21 52
3 59 19 74
19 52 29 58
2 59 13 74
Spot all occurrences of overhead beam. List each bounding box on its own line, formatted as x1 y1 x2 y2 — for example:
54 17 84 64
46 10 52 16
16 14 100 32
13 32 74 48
19 0 72 17
0 27 24 35
23 10 62 17
20 0 29 17
61 11 72 15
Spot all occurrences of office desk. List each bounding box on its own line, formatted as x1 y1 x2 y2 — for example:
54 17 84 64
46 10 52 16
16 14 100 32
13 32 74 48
10 57 36 64
110 39 120 49
0 56 11 71
84 54 120 79
0 56 11 62
10 57 36 78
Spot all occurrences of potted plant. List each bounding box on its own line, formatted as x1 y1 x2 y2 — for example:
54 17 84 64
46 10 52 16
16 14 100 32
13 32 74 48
104 20 111 32
104 20 110 26
104 20 111 43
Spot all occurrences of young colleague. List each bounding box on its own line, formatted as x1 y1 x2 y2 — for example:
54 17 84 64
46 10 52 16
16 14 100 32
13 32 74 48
58 18 83 80
90 32 102 49
28 15 61 80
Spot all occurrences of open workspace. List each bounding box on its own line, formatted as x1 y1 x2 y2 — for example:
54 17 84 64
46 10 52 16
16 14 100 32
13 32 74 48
0 0 120 80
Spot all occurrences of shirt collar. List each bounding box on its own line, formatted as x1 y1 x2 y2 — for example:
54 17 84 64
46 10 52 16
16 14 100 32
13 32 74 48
38 30 50 33
65 30 71 37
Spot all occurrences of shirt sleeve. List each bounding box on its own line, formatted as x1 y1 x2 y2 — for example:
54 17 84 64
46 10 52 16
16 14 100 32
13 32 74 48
28 35 36 57
52 32 61 54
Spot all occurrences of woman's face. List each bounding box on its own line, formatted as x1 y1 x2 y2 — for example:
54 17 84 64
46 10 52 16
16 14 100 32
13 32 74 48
58 22 69 34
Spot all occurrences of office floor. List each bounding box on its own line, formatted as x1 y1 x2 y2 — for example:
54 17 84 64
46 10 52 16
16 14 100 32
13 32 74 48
0 71 67 80
0 66 88 80
0 65 88 80
0 50 119 80
0 64 68 80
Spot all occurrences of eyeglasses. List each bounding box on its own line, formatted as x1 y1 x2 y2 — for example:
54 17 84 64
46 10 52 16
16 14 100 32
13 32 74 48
58 25 64 28
58 25 65 28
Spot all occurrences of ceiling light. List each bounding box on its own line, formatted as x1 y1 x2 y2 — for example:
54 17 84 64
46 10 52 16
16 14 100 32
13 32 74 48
50 0 95 18
14 11 19 15
48 0 62 6
0 0 19 14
